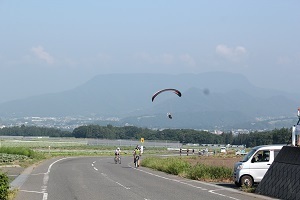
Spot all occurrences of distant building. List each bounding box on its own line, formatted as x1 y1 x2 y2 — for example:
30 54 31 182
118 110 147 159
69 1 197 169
214 130 223 135
232 129 250 136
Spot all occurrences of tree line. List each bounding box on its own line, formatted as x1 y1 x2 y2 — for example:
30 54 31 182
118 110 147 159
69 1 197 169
0 124 291 147
0 125 72 137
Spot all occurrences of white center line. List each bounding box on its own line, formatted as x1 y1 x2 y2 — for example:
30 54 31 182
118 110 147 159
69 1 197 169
41 157 70 200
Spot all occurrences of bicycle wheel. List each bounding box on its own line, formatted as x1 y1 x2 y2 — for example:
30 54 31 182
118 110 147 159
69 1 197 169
135 156 139 168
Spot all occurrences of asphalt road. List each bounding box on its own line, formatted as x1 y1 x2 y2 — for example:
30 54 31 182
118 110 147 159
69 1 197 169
13 156 277 200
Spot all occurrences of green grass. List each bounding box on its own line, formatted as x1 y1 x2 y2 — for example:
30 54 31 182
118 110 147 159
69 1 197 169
142 156 233 181
142 157 191 176
0 138 86 148
0 146 46 168
8 188 18 200
0 147 36 158
187 163 232 181
0 172 9 200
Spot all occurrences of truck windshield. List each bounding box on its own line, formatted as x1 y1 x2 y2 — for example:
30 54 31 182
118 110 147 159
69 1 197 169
241 148 256 162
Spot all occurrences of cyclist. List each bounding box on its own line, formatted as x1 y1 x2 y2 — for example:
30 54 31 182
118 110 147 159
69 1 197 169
133 145 141 167
115 147 121 162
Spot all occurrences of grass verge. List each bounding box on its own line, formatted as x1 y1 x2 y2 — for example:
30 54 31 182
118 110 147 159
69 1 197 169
141 156 233 182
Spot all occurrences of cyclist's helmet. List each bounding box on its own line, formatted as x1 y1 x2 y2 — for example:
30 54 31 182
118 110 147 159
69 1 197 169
117 147 120 150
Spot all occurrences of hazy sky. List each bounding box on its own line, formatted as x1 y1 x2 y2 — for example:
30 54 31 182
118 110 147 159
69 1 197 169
0 1 299 103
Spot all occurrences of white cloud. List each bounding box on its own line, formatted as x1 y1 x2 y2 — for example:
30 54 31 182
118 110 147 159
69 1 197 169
216 44 247 62
160 53 175 65
31 46 54 64
133 52 154 63
133 52 196 67
179 53 196 66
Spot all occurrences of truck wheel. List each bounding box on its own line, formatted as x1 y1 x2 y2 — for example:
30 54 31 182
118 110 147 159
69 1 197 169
240 175 253 187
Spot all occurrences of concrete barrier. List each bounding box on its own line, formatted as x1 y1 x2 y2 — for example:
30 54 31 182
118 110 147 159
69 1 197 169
256 146 300 199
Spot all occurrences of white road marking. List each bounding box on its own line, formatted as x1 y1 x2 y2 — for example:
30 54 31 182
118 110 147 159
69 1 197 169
31 173 47 176
42 193 48 200
209 189 240 200
40 157 71 200
132 165 207 190
98 170 131 190
19 189 44 194
116 182 131 190
130 164 242 200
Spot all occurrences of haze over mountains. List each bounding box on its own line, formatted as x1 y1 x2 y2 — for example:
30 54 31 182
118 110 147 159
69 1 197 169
0 72 298 130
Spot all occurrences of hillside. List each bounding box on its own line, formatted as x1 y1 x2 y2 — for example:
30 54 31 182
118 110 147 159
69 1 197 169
0 72 298 129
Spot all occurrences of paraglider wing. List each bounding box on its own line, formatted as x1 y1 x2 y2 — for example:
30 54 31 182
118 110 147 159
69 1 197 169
151 88 182 102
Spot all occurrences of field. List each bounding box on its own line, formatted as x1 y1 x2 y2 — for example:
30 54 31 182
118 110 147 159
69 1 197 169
0 137 246 170
0 137 172 166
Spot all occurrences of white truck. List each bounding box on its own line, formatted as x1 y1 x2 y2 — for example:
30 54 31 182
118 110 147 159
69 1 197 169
233 144 284 187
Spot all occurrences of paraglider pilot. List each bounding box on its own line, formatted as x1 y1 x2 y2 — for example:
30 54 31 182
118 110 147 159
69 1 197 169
167 113 172 119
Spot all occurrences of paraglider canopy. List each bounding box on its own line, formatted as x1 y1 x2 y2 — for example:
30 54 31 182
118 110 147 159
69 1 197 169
151 88 182 102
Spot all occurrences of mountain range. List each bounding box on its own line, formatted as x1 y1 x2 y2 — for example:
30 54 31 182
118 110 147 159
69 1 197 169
0 72 299 130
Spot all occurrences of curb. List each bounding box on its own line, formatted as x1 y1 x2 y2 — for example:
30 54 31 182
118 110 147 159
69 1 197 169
10 165 35 190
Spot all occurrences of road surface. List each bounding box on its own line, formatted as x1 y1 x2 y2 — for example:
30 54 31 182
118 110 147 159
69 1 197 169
13 156 276 200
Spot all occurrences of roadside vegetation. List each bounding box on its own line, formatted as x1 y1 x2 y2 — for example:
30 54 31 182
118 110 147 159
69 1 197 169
0 147 46 168
141 156 232 182
0 147 36 158
0 171 17 200
0 172 9 200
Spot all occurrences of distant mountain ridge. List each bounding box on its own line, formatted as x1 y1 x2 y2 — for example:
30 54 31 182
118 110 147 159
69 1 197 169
0 72 298 129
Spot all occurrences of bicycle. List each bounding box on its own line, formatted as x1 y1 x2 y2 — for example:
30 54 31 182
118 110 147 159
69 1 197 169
134 155 140 168
114 155 121 164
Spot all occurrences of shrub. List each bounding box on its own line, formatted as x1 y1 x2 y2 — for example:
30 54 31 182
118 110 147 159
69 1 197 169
0 147 36 158
188 163 211 180
187 163 232 181
164 157 191 175
0 172 9 200
142 157 190 176
142 156 233 182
